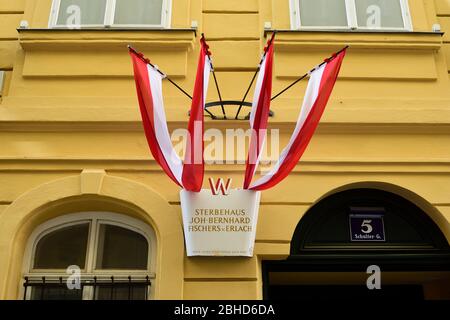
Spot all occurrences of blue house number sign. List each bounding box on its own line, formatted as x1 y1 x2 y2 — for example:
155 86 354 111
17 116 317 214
349 214 385 242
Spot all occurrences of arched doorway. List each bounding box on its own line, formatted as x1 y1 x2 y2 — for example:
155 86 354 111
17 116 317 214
263 188 450 300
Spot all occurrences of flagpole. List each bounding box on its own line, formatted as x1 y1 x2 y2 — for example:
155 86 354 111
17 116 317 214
234 70 258 120
201 33 227 119
128 45 193 100
234 31 277 120
270 45 349 102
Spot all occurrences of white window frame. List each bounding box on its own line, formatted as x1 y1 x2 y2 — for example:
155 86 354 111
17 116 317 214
289 0 412 31
48 0 172 29
21 212 157 300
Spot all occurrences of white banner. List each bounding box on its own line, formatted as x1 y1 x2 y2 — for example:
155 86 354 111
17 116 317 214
180 189 261 256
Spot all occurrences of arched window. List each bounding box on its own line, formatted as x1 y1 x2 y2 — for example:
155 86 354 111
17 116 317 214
22 212 156 300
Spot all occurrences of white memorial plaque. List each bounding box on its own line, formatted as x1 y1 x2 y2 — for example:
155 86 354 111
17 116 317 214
180 186 261 257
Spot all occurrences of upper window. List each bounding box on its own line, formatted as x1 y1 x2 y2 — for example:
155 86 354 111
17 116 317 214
290 0 412 31
22 212 156 300
49 0 171 28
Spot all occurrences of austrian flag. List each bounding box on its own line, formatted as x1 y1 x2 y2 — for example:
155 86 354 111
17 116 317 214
129 34 346 194
243 34 275 190
248 49 347 190
182 37 212 191
129 37 212 192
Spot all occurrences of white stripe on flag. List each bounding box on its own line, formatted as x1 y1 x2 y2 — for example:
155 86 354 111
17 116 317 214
204 56 211 107
249 56 267 127
246 54 269 184
148 65 184 186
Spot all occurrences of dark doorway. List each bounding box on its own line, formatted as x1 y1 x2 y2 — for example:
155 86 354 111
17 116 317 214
268 284 424 300
263 189 450 300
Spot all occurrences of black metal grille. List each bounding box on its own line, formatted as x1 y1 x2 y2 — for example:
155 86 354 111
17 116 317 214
23 276 151 300
188 101 275 120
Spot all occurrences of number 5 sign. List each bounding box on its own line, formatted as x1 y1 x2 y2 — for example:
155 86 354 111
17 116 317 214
361 219 373 234
349 214 385 242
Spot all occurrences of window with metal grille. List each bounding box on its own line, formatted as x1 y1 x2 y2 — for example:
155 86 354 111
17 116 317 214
23 276 151 300
22 212 156 300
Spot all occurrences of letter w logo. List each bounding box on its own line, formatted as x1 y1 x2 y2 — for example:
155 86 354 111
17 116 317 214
208 178 232 196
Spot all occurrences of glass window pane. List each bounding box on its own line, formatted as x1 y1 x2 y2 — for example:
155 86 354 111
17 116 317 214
299 0 348 27
96 224 148 269
96 285 147 300
355 0 404 29
34 223 89 269
30 286 82 300
56 0 107 26
114 0 163 25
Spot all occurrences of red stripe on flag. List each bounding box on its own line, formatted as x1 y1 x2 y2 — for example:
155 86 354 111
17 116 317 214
243 43 274 189
182 39 209 191
129 51 182 187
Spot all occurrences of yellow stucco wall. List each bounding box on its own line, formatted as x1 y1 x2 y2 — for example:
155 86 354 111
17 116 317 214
0 0 449 300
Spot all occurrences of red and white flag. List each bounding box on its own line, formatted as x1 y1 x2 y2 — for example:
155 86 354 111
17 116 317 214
129 38 211 192
248 49 346 190
243 35 275 189
182 37 211 191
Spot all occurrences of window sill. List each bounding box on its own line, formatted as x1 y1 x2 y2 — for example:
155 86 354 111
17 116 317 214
16 28 197 77
18 28 197 51
264 29 443 51
265 29 443 81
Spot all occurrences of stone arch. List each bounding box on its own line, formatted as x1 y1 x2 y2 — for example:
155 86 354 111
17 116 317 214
0 170 184 299
308 181 450 243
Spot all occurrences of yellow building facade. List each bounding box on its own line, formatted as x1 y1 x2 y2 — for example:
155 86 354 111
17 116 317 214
1 0 450 300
